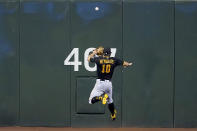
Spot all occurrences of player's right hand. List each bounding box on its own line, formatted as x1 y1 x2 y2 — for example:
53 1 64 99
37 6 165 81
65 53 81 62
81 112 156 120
96 46 104 55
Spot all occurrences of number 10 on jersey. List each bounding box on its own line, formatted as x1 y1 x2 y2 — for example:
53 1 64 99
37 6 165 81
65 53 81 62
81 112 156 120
64 48 116 71
102 64 111 73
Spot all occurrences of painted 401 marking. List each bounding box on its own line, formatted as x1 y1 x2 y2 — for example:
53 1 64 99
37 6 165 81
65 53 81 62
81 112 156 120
64 48 116 71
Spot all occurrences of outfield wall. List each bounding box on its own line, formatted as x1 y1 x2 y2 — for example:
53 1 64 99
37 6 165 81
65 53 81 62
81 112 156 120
0 0 197 127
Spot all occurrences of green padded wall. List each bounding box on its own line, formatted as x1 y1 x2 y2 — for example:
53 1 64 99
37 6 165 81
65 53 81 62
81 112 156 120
20 0 70 126
0 0 197 128
0 1 19 125
70 0 123 127
122 0 174 127
174 1 197 128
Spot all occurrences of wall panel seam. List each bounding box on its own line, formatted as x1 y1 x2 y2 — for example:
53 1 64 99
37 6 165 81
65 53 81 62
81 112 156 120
173 0 176 128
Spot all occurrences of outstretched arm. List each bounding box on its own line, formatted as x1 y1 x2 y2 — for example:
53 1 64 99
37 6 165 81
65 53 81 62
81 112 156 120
123 61 133 67
87 49 97 62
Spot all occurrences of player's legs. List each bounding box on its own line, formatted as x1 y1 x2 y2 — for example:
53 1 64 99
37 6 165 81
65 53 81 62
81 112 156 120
108 103 117 120
89 79 104 104
108 103 115 114
105 81 113 104
104 81 117 120
91 96 102 104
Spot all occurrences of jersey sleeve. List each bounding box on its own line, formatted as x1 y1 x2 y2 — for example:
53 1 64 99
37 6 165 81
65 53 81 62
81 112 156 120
90 57 100 64
114 58 123 66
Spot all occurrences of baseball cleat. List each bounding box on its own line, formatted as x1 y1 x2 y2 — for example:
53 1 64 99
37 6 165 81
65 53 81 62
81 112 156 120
102 94 108 105
98 96 102 101
111 109 117 121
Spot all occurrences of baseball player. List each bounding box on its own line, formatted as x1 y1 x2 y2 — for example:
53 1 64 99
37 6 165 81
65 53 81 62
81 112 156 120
87 47 132 120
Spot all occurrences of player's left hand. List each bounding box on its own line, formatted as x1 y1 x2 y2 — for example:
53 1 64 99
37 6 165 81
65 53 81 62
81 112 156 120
123 61 133 67
128 63 132 66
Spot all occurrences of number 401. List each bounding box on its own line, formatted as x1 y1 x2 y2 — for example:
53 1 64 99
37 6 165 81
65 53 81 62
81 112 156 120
64 48 116 72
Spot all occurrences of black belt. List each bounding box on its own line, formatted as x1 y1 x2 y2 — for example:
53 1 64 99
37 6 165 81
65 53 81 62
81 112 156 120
99 79 111 81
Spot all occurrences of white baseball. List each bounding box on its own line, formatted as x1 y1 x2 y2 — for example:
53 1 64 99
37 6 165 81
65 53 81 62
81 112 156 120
95 7 99 11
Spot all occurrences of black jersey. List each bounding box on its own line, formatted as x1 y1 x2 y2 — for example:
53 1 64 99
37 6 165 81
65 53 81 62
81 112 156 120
90 56 123 80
